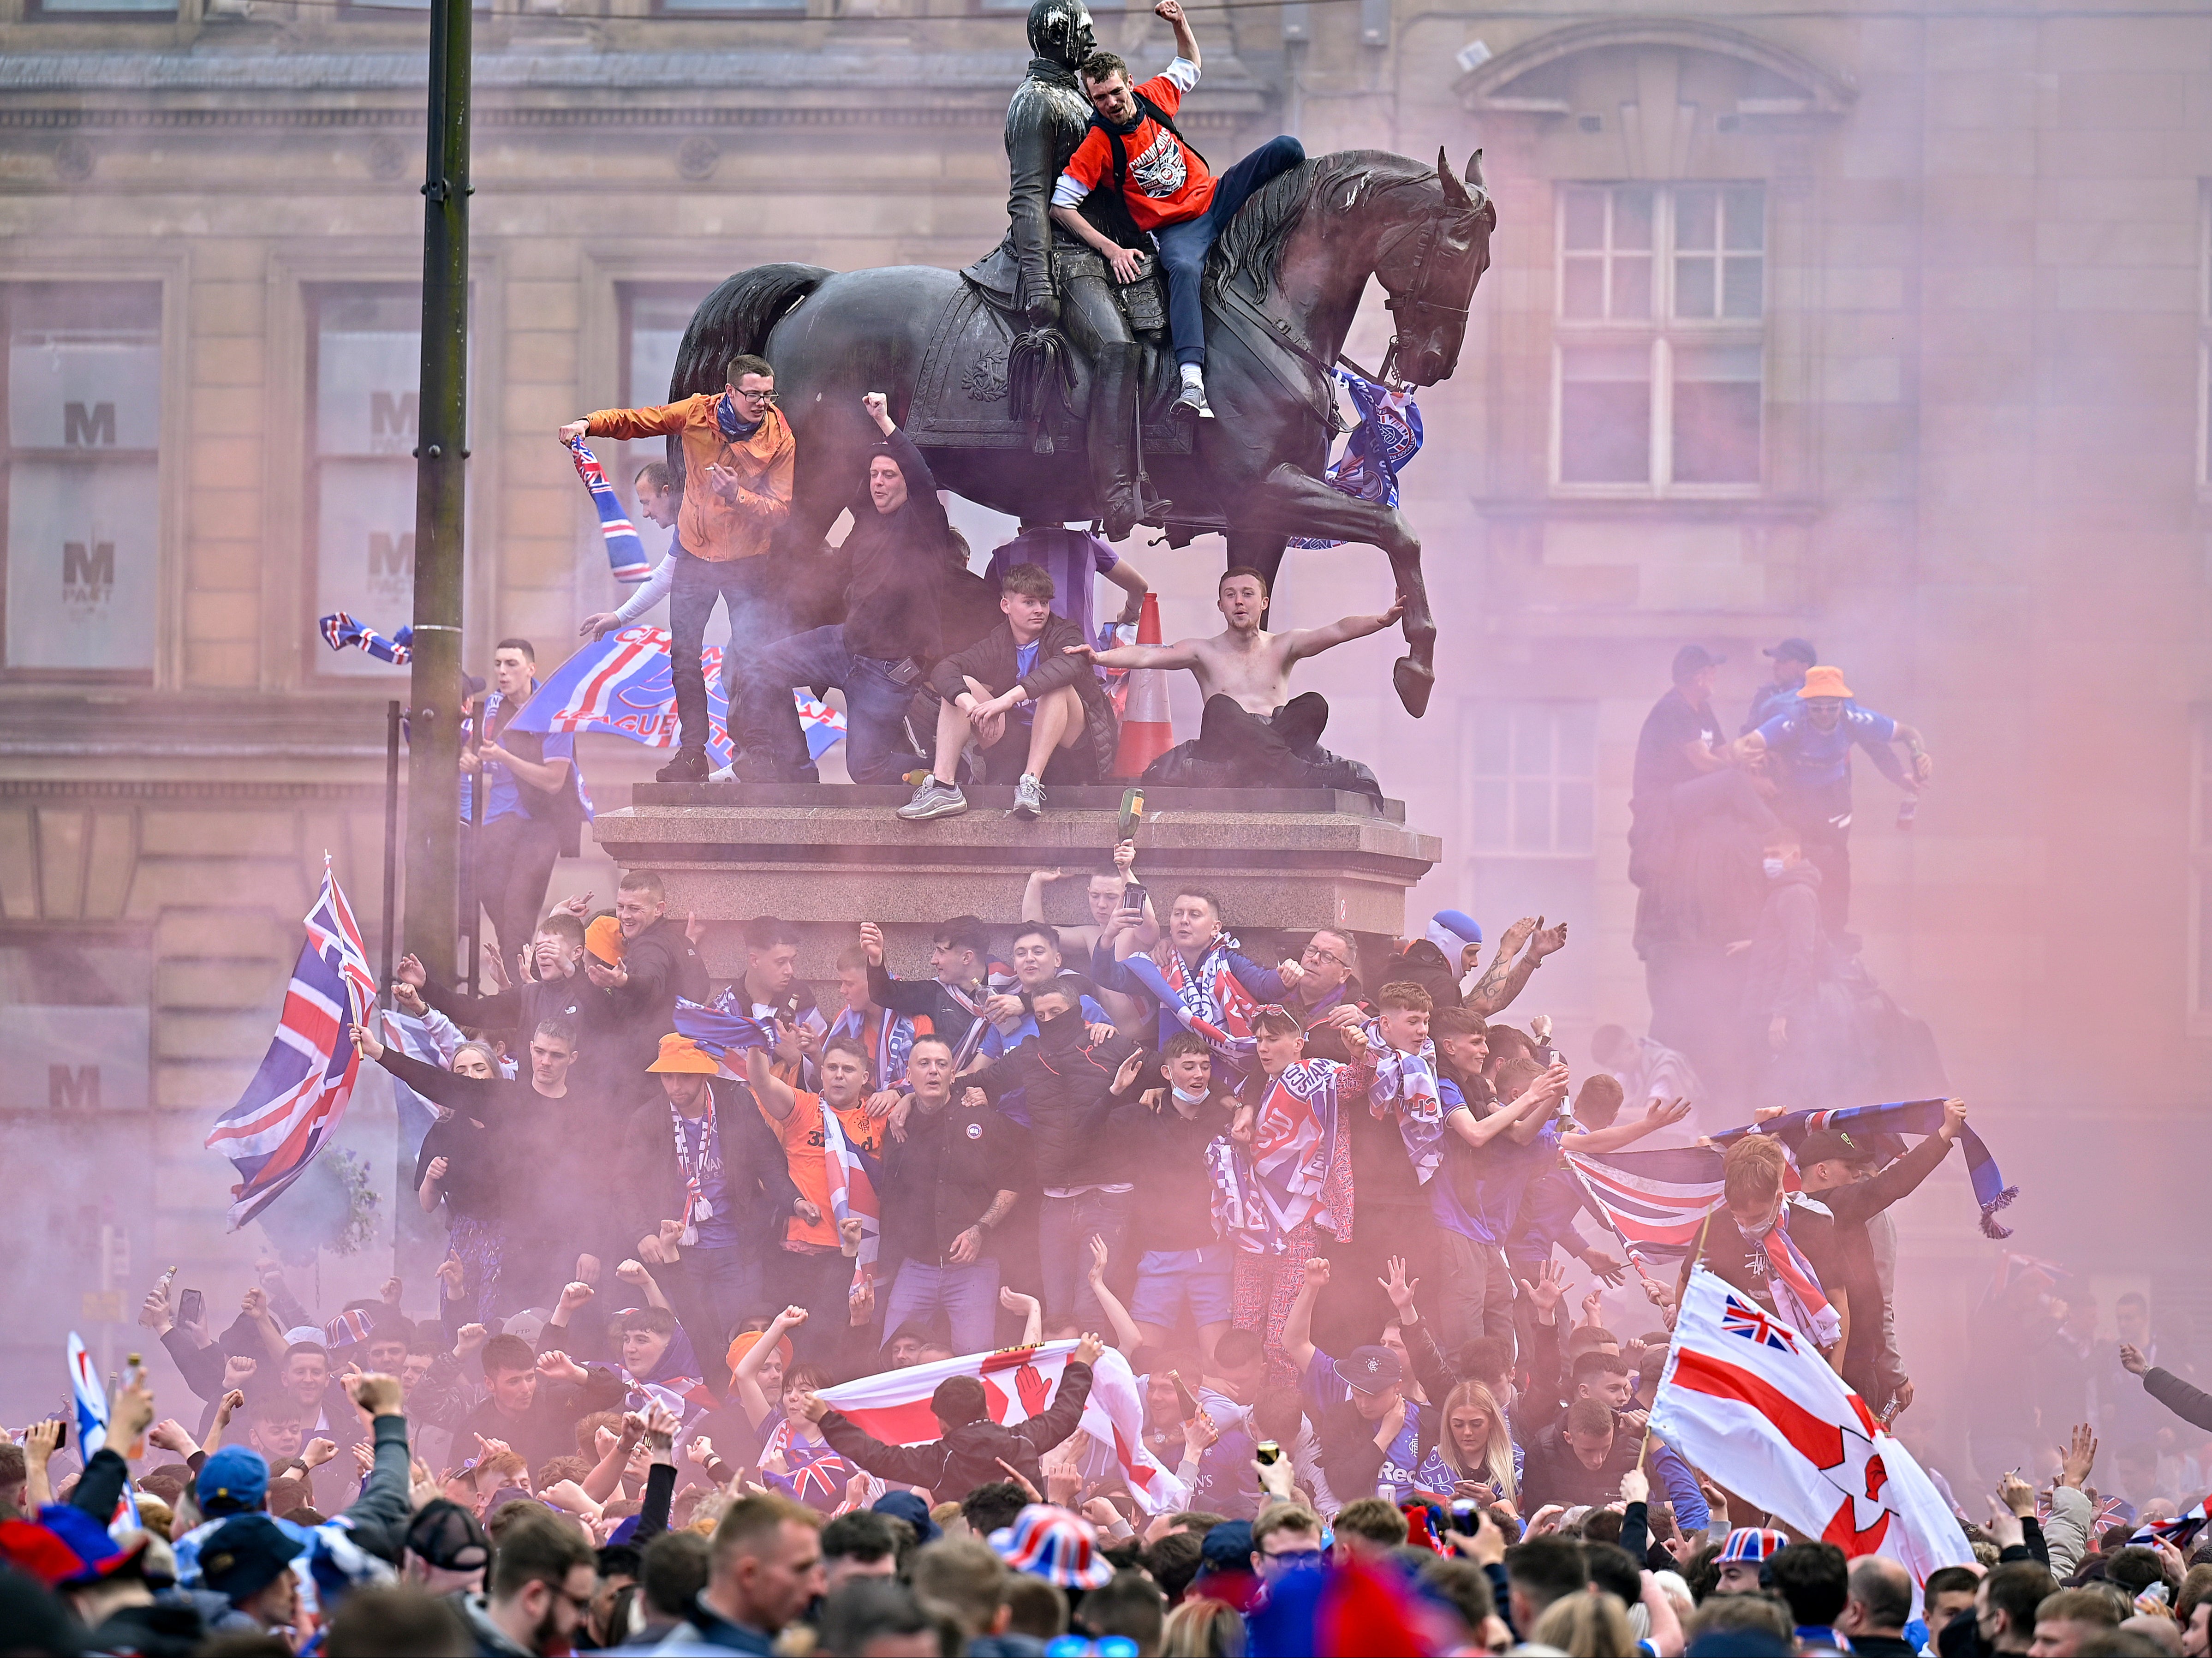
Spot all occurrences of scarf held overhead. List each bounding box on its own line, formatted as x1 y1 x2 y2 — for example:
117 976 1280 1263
1359 1018 1443 1185
1713 1099 2018 1239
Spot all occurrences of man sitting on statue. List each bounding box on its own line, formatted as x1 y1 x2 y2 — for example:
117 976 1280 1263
731 392 940 784
900 562 1121 823
1067 565 1395 794
1050 0 1306 419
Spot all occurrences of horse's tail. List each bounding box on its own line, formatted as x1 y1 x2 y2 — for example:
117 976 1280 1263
673 263 832 398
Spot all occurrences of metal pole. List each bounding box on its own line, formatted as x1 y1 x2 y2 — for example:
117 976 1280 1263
381 697 403 1286
401 0 471 975
465 704 484 994
380 699 401 1008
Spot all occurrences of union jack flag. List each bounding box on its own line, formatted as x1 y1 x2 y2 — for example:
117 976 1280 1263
1721 1293 1802 1353
822 1103 882 1308
205 860 378 1231
324 1308 378 1349
566 437 651 585
1566 1144 1729 1260
504 627 845 770
2129 1497 2209 1551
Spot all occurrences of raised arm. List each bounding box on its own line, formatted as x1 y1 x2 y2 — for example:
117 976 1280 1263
745 1045 799 1121
1282 598 1404 665
340 1375 414 1534
1283 1256 1329 1376
1069 635 1204 674
352 1020 500 1114
732 1307 809 1429
1086 1236 1144 1358
563 402 690 444
1465 919 1566 1017
1564 1097 1694 1155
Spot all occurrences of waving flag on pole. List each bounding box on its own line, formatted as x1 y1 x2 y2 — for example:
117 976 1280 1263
68 1333 143 1536
1565 1143 1727 1263
566 437 651 584
816 1341 1190 1514
1652 1269 1973 1601
507 627 844 770
205 860 378 1232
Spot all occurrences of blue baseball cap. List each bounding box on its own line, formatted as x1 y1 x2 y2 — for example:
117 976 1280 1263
197 1445 270 1516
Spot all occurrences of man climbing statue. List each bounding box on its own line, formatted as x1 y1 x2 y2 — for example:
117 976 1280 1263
1052 0 1306 420
963 0 1152 540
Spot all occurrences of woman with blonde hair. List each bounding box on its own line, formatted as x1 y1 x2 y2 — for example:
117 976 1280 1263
1163 1596 1247 1657
1438 1379 1520 1509
1532 1589 1636 1656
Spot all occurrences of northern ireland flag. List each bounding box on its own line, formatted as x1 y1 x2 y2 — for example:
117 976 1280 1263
814 1341 1190 1514
1651 1269 1972 1600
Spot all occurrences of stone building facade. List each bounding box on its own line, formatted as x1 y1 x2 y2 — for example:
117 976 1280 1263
4 0 2209 1425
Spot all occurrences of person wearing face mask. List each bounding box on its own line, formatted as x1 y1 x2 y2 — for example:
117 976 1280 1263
961 984 1145 1331
1118 1033 1241 1364
1694 1133 1848 1368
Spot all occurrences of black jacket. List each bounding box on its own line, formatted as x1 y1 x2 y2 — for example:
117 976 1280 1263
968 1010 1142 1190
1518 1418 1643 1513
819 1361 1095 1502
1123 1080 1237 1253
841 429 948 663
2145 1366 2212 1433
599 916 710 1099
928 613 1119 780
616 1078 802 1261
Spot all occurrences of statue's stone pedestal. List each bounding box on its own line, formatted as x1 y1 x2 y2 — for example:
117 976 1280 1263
592 783 1443 982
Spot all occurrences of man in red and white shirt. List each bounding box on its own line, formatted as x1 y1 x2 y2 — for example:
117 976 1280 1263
1049 0 1305 416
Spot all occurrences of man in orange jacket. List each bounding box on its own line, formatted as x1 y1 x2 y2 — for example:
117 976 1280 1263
560 352 795 781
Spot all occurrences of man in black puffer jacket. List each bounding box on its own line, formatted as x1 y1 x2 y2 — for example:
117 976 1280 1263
807 1336 1102 1503
964 989 1144 1331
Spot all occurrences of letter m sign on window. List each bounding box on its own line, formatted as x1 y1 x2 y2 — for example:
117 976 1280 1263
64 401 118 446
50 1065 100 1109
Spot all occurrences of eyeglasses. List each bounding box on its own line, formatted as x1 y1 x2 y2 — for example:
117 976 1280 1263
731 387 778 403
1301 945 1348 967
1260 1547 1324 1568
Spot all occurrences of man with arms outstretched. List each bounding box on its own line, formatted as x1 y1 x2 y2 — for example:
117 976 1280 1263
1068 564 1399 790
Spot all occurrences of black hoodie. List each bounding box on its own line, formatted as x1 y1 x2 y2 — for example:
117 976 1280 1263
818 1361 1095 1502
967 1007 1142 1191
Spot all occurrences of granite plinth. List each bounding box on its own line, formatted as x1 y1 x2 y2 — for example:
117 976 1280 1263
591 784 1443 980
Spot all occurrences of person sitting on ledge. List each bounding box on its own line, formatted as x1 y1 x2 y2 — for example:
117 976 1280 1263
900 562 1121 824
1066 565 1396 795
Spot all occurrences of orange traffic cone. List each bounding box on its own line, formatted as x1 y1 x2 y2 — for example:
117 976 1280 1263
1112 592 1176 779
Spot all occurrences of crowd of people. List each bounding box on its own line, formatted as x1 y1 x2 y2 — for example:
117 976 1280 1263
8 829 2211 1657
1627 641 1942 1123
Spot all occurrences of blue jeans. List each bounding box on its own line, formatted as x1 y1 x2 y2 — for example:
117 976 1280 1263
1039 1187 1132 1332
884 1256 1002 1357
668 547 789 757
733 623 926 783
1130 1243 1235 1329
1154 136 1307 368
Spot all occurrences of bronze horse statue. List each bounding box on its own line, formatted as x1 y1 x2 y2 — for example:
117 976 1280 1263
669 146 1495 717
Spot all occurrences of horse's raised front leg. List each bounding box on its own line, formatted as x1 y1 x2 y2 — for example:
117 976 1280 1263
1230 462 1437 717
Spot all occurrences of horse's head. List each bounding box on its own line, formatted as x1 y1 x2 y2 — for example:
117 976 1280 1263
1373 149 1495 388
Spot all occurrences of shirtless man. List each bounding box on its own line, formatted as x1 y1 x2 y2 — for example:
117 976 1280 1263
1067 565 1402 789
